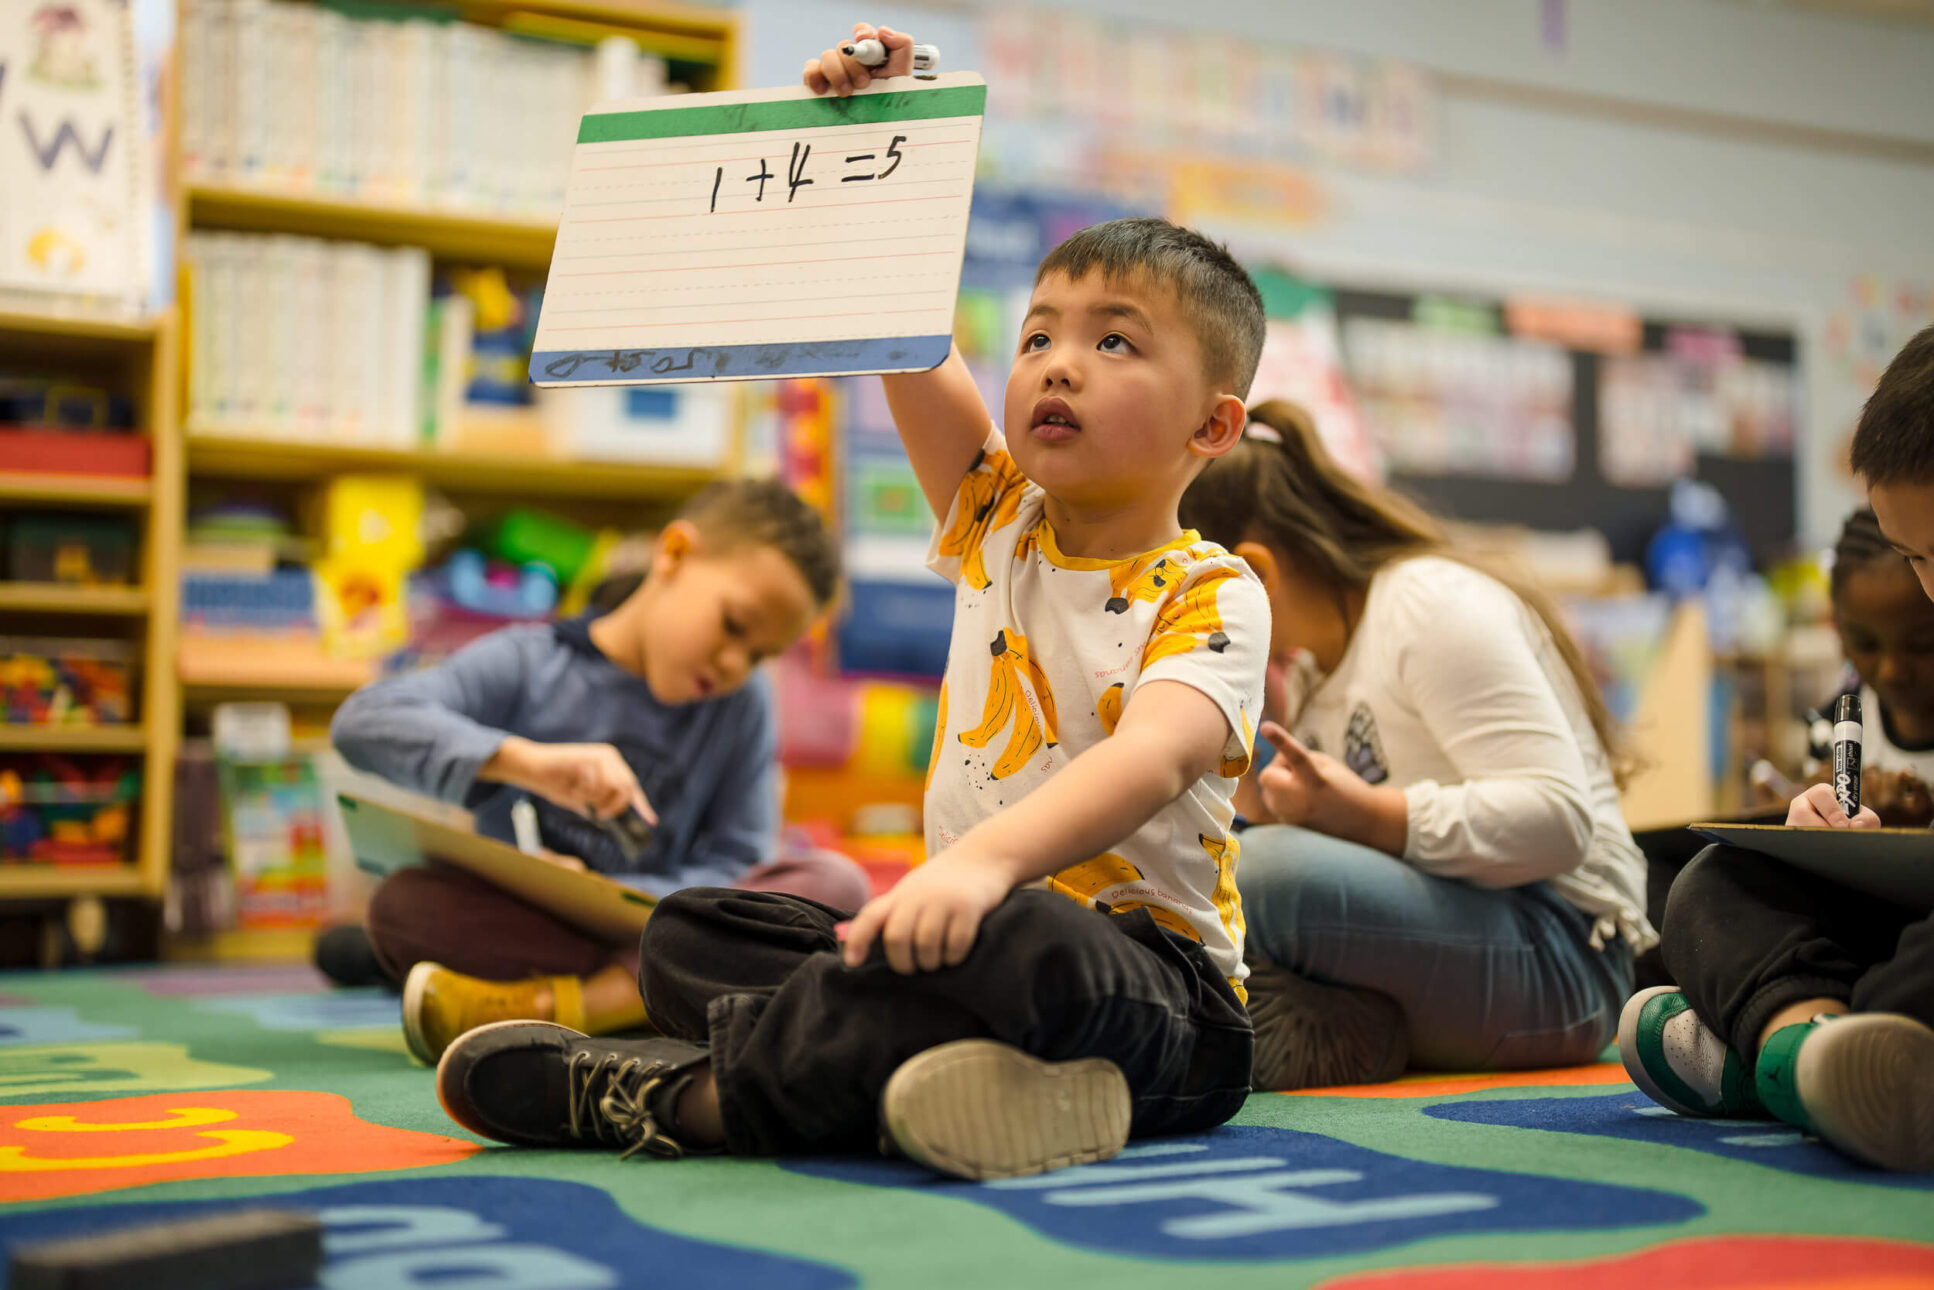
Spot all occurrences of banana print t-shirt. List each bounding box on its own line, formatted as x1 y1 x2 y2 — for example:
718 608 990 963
924 435 1270 991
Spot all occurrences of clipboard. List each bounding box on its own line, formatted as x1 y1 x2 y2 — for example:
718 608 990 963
337 792 656 943
1690 822 1934 912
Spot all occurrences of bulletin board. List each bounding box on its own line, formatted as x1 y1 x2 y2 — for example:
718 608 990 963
1330 286 1799 567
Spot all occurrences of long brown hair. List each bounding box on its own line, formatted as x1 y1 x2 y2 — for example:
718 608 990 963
1180 399 1635 786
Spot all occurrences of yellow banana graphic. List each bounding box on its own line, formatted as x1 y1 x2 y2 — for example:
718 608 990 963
1201 832 1247 943
935 449 1026 590
1014 523 1041 564
1219 708 1254 778
1048 852 1144 901
958 629 1058 779
1106 552 1180 614
1143 566 1241 667
1097 682 1125 736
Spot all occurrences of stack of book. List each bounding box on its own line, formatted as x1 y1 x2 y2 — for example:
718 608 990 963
179 0 661 219
183 231 430 444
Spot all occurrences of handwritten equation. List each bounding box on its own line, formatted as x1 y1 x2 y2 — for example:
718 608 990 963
531 76 985 383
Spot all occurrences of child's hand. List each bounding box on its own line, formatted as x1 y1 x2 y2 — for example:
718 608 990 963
1786 781 1882 829
840 848 1014 973
485 737 657 826
803 22 914 96
1255 721 1408 854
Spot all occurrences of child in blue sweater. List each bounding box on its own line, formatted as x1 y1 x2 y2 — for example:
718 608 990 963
332 479 865 1062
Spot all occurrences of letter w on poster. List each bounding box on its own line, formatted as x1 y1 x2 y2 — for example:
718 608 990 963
530 74 985 387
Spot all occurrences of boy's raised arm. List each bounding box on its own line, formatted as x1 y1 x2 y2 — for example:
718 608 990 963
803 23 996 521
882 345 997 521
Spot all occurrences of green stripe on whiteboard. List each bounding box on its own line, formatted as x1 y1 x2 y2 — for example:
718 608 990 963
578 84 987 144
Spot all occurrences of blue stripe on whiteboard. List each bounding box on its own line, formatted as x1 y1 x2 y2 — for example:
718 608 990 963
531 335 952 384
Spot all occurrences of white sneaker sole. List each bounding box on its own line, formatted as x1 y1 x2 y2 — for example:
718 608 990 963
1796 1013 1934 1172
1617 985 1695 1115
880 1040 1130 1181
401 960 444 1067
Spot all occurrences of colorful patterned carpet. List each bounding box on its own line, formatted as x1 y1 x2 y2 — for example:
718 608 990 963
2 963 1930 1289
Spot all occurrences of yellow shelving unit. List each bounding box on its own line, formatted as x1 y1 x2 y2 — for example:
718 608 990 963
0 473 153 507
0 307 179 926
186 186 561 269
0 584 150 615
186 433 723 499
0 726 150 754
150 0 740 959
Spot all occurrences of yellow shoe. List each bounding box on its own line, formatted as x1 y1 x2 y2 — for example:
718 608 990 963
402 961 585 1066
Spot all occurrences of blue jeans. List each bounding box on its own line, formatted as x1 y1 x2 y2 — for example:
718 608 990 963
1238 825 1634 1071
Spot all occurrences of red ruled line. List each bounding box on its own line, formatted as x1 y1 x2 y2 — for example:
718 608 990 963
557 250 948 277
570 193 963 223
544 306 939 332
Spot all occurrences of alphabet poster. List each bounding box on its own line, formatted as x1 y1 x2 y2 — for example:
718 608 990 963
0 0 144 304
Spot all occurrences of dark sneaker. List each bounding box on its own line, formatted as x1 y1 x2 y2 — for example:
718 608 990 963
313 923 390 990
1246 959 1408 1091
1758 1013 1934 1172
1619 986 1763 1118
436 1020 711 1160
880 1039 1131 1181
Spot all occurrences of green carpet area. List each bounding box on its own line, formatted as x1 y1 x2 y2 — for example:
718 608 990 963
1 964 1930 1289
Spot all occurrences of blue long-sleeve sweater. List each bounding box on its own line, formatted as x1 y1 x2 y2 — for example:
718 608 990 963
330 615 776 896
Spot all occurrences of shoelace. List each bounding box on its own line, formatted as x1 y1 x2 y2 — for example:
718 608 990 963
564 1050 685 1161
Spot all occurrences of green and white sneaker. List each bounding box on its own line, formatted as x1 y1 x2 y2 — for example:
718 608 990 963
1756 1013 1934 1173
1618 986 1763 1118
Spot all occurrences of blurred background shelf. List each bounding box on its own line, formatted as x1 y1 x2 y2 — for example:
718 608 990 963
185 434 722 499
186 185 560 269
0 866 147 900
0 473 153 508
0 310 160 352
0 583 150 615
0 726 149 753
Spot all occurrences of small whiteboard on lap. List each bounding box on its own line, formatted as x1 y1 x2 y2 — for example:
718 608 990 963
1691 822 1934 912
530 74 986 387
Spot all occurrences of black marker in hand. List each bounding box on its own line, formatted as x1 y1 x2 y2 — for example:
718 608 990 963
1832 692 1864 820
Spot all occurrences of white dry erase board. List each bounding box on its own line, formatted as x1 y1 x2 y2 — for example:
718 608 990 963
338 793 655 943
530 74 986 387
1691 822 1934 913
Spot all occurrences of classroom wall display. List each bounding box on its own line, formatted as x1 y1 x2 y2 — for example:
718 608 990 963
1598 330 1797 488
0 0 149 309
529 76 986 387
978 7 1435 180
1332 286 1799 568
1340 314 1576 483
1246 270 1378 481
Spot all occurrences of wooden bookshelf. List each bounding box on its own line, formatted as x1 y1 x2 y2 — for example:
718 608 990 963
0 725 149 753
0 583 150 615
186 185 560 270
0 866 147 900
186 433 721 499
0 473 153 507
0 309 160 350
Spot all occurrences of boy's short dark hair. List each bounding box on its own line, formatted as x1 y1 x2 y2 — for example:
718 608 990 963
1850 323 1934 486
1035 217 1267 399
680 477 841 606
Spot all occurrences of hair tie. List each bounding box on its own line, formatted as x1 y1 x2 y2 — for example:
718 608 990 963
1245 423 1283 443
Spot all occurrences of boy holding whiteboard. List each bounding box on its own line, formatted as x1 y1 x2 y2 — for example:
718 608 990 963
1621 325 1934 1172
433 23 1270 1180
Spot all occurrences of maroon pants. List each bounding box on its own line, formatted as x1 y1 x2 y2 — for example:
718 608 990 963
364 850 874 984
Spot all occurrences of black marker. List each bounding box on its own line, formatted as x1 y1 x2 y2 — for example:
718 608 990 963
1832 692 1863 819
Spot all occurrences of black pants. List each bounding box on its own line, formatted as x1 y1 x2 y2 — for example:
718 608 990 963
637 887 1254 1156
1662 843 1934 1061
